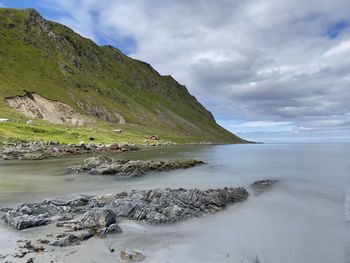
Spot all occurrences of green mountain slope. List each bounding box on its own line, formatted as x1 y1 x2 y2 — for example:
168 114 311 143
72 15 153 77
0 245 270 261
0 8 246 144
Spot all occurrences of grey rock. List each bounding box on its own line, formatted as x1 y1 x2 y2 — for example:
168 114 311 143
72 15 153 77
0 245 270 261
250 179 278 194
3 211 51 230
67 156 114 173
104 187 249 224
80 208 116 229
3 187 248 238
2 195 93 230
67 156 205 177
55 213 74 221
120 251 146 262
49 231 93 247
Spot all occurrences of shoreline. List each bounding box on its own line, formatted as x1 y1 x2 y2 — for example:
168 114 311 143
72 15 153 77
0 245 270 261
0 142 139 161
0 140 254 161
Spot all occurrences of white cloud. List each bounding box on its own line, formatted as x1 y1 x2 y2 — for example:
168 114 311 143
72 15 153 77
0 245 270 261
236 121 294 129
41 0 350 142
323 40 350 58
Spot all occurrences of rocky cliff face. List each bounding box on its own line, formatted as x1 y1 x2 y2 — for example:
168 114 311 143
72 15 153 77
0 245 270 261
0 8 246 143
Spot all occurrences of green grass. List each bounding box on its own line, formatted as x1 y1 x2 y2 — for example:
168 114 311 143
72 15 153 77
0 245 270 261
0 120 145 145
0 8 246 145
0 120 231 145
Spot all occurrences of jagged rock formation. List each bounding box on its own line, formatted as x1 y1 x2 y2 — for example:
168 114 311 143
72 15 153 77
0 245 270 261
2 187 249 231
1 187 249 248
67 156 205 176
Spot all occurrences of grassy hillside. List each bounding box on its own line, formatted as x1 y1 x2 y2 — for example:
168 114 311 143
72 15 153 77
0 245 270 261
0 8 246 144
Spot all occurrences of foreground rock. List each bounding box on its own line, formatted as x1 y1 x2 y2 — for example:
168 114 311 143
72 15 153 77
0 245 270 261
67 156 205 176
0 142 138 160
1 187 248 251
80 208 116 228
2 187 248 232
3 195 92 230
49 232 93 247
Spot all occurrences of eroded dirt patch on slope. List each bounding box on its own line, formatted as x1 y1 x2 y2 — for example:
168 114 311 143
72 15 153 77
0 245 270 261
5 91 89 125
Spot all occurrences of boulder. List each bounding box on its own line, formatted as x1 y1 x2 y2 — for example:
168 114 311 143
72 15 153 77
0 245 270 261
80 208 116 229
120 251 146 262
67 156 114 173
4 211 51 230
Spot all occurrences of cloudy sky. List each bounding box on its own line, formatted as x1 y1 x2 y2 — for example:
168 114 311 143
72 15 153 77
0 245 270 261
2 0 350 142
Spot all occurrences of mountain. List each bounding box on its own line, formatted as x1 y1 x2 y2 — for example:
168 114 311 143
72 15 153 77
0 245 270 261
0 8 246 144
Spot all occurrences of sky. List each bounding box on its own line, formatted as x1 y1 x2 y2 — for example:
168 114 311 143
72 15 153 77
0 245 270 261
2 0 350 142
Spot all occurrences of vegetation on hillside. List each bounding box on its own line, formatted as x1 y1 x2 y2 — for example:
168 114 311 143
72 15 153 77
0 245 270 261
0 8 246 144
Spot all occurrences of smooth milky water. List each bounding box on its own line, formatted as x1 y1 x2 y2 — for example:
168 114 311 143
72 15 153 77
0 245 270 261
0 143 349 262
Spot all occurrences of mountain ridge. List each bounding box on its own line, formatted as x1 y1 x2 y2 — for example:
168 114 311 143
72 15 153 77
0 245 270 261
0 7 247 144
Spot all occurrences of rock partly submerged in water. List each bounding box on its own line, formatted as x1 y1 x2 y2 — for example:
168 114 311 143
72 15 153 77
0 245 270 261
49 231 93 247
2 187 248 233
105 187 249 224
67 156 206 177
2 196 92 230
1 187 249 251
250 179 278 194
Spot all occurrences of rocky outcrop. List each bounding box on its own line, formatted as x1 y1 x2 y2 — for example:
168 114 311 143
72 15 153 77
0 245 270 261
0 186 252 250
2 195 91 230
4 211 51 230
106 187 249 224
67 156 205 176
250 179 278 194
49 232 93 247
2 187 248 232
0 142 138 160
5 91 90 125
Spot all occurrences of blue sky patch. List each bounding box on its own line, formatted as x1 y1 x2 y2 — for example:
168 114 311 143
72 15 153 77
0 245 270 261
98 35 138 55
1 0 39 9
0 0 137 55
325 20 349 39
113 36 137 55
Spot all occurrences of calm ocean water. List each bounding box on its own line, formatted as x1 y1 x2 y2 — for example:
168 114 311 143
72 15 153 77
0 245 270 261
0 143 349 262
